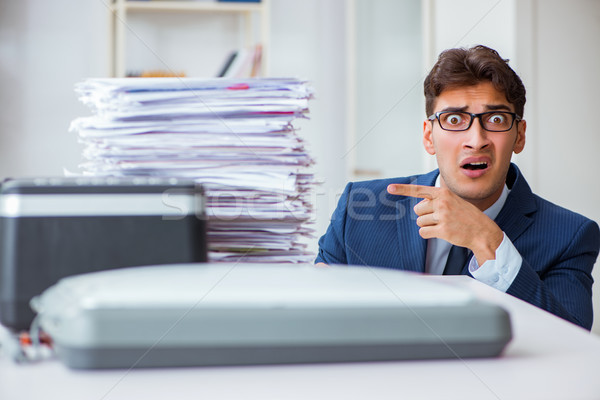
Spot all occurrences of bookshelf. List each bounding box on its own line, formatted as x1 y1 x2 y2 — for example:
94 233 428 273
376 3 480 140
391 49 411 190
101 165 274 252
108 0 270 77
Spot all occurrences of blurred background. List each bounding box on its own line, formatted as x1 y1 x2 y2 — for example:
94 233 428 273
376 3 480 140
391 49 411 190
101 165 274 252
1 0 599 332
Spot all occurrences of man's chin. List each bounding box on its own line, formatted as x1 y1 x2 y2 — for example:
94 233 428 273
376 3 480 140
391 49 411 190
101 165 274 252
456 185 505 209
441 175 501 206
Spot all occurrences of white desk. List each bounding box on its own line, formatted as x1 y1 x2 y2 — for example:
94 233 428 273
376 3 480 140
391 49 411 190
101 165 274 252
1 276 600 400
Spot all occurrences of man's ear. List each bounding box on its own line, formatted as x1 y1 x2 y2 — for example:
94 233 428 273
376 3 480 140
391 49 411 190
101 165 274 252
513 119 526 154
423 120 436 155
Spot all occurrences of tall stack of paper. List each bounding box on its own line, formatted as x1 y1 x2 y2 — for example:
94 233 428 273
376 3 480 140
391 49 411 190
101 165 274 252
70 78 316 263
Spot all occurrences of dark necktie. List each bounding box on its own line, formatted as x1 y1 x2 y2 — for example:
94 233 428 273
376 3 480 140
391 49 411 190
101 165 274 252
443 245 469 275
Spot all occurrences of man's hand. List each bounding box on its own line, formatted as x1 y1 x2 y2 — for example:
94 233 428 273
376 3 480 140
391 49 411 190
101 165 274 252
387 184 504 266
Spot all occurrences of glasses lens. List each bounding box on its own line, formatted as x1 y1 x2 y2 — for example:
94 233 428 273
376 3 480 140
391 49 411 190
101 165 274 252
439 112 471 131
481 112 514 131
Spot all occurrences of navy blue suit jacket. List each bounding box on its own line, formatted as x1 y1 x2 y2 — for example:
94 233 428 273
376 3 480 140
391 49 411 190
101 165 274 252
316 164 600 330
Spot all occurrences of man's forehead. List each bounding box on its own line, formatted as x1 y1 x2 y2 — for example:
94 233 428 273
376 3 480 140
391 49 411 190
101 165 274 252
433 82 513 111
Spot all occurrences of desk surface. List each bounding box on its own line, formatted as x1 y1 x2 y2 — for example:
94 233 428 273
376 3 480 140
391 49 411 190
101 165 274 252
1 276 600 400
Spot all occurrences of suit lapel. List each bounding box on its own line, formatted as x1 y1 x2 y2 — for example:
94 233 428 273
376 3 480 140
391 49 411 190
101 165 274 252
395 170 438 272
494 164 537 242
461 165 535 275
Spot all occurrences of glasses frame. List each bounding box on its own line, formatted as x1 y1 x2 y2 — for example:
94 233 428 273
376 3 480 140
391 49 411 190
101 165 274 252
427 110 522 132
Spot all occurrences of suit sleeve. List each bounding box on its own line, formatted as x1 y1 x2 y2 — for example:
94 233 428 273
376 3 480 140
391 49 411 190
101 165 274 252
315 182 352 265
507 219 600 330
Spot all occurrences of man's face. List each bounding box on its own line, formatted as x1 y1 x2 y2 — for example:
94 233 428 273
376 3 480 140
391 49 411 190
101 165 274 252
423 81 526 210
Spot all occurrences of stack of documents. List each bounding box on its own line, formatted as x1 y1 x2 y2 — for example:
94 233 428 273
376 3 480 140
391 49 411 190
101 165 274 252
70 77 316 263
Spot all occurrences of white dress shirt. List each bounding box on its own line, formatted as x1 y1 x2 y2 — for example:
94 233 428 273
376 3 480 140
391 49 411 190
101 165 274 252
425 176 522 292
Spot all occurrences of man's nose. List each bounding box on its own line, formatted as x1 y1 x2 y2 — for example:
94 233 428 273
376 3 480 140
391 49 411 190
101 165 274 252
464 117 490 150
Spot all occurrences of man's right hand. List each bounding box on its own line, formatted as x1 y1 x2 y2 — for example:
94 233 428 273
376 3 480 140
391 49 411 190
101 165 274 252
387 183 504 266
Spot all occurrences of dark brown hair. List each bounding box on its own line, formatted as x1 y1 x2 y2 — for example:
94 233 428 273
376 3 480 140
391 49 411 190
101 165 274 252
424 45 526 117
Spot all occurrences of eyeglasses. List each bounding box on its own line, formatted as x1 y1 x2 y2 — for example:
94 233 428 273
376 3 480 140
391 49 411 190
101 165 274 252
428 111 522 132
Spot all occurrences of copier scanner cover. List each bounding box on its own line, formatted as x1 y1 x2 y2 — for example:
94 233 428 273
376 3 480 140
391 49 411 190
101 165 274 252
32 263 512 369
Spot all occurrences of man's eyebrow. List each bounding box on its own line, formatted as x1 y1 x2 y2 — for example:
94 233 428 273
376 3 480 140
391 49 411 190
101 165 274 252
439 106 468 112
484 104 512 111
437 104 513 113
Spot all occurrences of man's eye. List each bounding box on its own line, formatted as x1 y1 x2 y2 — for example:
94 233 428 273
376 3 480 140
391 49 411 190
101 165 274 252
487 113 507 124
445 114 464 125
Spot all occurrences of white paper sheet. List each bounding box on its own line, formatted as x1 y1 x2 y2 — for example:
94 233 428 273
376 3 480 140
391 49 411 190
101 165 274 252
71 77 317 263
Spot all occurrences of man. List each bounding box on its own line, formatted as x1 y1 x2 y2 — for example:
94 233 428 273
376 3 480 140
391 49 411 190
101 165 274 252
315 45 600 330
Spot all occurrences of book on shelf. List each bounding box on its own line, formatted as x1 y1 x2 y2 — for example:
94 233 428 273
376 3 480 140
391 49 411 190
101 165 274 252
217 44 262 78
217 51 238 77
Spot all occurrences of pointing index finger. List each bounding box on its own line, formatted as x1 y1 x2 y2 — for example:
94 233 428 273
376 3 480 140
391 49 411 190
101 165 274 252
387 184 438 199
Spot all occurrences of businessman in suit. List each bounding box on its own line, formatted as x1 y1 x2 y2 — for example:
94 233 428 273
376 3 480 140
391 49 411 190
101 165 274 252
315 45 600 330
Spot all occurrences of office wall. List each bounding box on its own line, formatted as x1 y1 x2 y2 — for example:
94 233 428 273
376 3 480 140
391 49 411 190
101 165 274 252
351 0 423 181
269 0 349 247
0 0 108 177
531 0 600 334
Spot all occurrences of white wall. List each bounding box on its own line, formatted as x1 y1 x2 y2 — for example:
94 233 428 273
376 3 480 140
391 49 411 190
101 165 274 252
430 0 516 60
0 0 108 178
533 0 600 227
269 0 349 247
528 0 600 333
351 0 423 181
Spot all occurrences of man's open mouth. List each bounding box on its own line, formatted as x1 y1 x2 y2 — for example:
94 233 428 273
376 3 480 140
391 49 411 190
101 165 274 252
462 161 488 170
